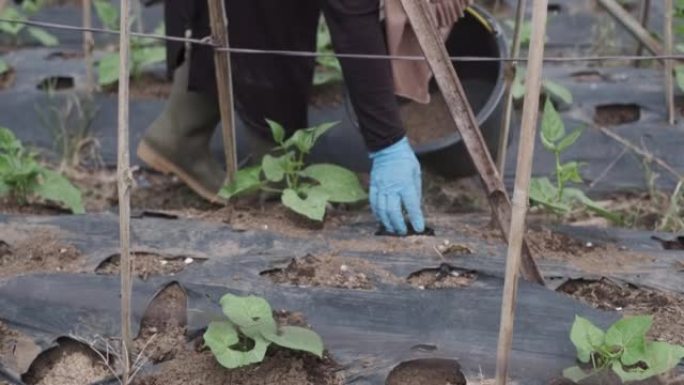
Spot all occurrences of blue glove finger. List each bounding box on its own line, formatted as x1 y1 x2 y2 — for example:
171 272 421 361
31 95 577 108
387 193 408 235
369 184 380 221
376 193 393 233
401 188 425 233
413 166 422 203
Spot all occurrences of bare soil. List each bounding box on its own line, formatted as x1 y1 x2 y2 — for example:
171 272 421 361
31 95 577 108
96 252 203 280
0 68 15 90
594 104 641 126
22 338 111 385
0 321 42 376
407 265 478 290
559 279 684 345
263 254 398 290
103 73 172 100
0 231 84 278
386 358 466 385
402 93 457 147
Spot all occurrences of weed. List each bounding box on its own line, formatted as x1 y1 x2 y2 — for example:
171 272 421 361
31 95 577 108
313 17 343 86
204 294 323 369
0 127 84 213
0 1 58 47
529 99 619 222
220 120 367 221
565 315 684 383
94 0 166 87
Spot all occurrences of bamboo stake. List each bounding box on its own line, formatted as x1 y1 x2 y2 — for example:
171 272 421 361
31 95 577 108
634 0 651 67
496 0 528 176
665 0 676 125
207 0 238 185
597 0 663 58
399 0 544 285
494 0 549 383
82 0 95 92
116 0 133 381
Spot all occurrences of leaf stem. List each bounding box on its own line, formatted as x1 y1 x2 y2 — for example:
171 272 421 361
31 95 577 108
555 150 564 201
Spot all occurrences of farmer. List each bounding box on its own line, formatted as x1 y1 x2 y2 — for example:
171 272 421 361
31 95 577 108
137 0 470 235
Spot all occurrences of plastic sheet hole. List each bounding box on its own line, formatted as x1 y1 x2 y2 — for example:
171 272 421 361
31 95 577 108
571 70 604 83
95 252 205 280
594 104 641 126
407 263 477 290
37 76 74 91
547 3 563 14
22 337 112 385
0 67 15 91
45 51 83 61
386 358 466 385
136 283 187 364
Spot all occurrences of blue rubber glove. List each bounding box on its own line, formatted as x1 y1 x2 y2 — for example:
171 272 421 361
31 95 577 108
369 137 425 235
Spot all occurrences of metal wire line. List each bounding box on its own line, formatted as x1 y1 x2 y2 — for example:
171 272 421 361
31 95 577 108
0 17 681 63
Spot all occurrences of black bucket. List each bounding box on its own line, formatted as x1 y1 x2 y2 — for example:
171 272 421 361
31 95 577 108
305 5 507 178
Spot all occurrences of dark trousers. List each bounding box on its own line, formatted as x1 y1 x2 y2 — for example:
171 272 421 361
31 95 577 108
164 0 405 152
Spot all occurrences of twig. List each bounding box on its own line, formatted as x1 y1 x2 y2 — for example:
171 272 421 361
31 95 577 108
597 125 683 182
665 0 676 125
634 0 651 67
495 0 549 383
588 146 628 190
496 0 527 176
207 0 238 186
596 0 663 60
116 0 133 383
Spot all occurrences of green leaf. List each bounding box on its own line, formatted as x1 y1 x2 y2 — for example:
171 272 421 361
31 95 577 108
265 119 285 144
0 7 26 35
283 122 338 154
34 169 84 214
262 326 324 358
27 27 58 47
204 321 270 369
557 128 583 153
570 316 606 364
0 127 20 151
97 53 120 86
93 0 119 31
0 59 9 75
511 68 526 101
132 46 166 71
219 294 277 338
610 342 683 384
558 162 583 184
562 188 622 223
541 98 565 144
282 187 329 221
219 166 263 200
529 177 570 213
563 366 594 383
300 164 367 203
605 316 652 366
262 153 292 183
676 66 684 93
21 0 43 14
543 80 574 105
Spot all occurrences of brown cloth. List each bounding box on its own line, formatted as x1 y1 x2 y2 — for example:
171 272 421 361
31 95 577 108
384 0 473 104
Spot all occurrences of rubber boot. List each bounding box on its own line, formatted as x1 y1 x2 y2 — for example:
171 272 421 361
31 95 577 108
136 60 225 203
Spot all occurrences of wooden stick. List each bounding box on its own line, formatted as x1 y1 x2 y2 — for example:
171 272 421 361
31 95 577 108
207 0 238 185
597 0 663 58
634 0 651 67
665 0 676 125
82 0 95 92
399 0 544 285
116 0 133 381
496 0 528 176
495 0 549 383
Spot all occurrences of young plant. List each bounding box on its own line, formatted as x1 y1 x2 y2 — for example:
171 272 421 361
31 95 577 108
203 294 324 369
511 67 573 106
94 0 166 86
313 17 343 86
529 99 619 222
0 58 9 77
0 1 58 47
565 315 684 383
0 127 84 213
220 121 367 221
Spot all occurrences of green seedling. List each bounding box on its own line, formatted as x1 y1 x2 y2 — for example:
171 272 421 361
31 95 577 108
529 99 619 223
512 67 573 106
203 294 324 369
565 315 684 383
313 17 343 86
220 120 367 221
0 2 58 47
94 0 165 86
0 58 9 76
0 127 84 213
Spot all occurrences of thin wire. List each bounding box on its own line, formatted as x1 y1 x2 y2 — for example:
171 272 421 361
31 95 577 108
0 17 679 63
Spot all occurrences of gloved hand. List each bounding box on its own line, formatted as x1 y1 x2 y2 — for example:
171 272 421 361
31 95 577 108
369 137 425 235
430 0 474 28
